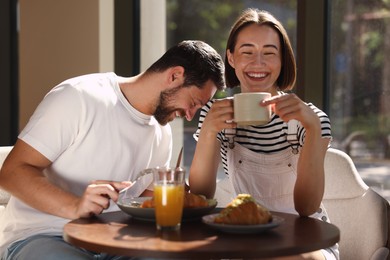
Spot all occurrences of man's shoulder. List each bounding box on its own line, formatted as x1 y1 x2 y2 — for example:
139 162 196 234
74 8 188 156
58 72 117 88
49 72 118 99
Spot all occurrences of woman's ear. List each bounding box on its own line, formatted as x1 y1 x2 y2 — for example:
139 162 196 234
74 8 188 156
226 50 235 69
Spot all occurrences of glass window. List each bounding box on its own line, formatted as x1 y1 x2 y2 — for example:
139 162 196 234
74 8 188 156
166 0 297 172
329 0 390 200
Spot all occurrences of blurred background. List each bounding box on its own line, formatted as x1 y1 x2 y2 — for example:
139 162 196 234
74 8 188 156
1 0 389 199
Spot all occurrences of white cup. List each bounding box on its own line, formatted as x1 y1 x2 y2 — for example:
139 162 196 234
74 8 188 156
234 92 271 126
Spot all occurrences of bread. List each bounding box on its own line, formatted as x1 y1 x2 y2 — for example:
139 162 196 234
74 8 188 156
140 192 209 208
140 198 154 208
214 194 272 225
184 192 209 208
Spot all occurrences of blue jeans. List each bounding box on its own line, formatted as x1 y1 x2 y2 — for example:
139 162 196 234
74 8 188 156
2 234 139 260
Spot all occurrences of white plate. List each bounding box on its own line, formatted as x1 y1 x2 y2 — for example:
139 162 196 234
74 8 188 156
117 197 218 222
202 213 283 234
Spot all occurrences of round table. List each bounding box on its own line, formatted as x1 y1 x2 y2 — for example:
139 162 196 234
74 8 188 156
63 210 340 259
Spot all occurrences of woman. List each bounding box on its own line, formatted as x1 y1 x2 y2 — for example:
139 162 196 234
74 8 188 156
189 8 339 260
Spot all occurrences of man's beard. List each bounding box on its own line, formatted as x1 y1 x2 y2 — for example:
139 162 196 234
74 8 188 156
154 85 183 125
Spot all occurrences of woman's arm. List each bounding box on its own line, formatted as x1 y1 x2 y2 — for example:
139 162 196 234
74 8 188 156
294 123 329 216
262 94 329 216
189 132 221 198
189 99 236 198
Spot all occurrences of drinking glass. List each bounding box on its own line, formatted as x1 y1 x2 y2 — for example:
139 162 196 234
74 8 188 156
153 167 185 231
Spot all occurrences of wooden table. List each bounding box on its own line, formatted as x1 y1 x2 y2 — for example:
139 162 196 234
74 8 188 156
63 210 340 259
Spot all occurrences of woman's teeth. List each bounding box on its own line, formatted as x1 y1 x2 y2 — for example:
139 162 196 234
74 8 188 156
248 72 266 78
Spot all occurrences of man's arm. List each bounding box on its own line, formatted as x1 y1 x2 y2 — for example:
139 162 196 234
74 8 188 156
0 139 127 219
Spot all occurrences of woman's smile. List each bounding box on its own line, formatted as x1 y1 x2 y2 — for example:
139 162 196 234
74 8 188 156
227 23 282 93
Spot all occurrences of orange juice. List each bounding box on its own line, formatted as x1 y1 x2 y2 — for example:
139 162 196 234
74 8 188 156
154 184 185 228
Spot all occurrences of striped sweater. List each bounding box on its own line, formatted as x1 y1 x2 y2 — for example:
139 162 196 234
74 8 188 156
194 98 332 175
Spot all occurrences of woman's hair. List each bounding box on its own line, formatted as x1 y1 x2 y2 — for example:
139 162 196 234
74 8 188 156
146 40 225 91
225 8 296 90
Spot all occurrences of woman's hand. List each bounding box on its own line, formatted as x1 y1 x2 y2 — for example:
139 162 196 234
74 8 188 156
201 98 236 137
261 93 320 131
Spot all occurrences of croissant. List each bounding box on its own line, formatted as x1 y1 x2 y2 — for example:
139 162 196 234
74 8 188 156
140 192 209 208
214 194 272 225
184 193 209 208
140 198 154 208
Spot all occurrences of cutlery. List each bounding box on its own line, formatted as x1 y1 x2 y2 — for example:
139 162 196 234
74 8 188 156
176 147 183 169
119 146 185 195
118 168 154 195
174 146 190 191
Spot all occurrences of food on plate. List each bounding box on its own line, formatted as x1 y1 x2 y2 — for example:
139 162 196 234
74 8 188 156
184 192 210 208
140 197 154 208
214 194 272 225
140 192 210 208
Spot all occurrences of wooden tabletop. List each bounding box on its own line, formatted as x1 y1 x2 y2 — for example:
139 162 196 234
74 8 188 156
63 210 340 259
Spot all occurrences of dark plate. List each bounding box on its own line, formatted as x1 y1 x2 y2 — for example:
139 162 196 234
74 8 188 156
202 214 284 234
117 197 218 222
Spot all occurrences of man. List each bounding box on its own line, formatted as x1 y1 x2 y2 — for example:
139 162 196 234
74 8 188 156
0 40 225 259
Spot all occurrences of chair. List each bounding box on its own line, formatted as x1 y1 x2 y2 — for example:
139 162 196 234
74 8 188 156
0 146 13 215
323 148 390 260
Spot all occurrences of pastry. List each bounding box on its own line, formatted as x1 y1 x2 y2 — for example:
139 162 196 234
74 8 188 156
214 194 272 225
184 192 209 208
140 192 209 208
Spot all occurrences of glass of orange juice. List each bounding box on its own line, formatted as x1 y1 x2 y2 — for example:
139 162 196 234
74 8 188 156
153 167 185 231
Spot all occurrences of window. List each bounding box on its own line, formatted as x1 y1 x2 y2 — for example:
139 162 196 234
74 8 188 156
328 0 390 200
166 1 390 198
166 0 297 174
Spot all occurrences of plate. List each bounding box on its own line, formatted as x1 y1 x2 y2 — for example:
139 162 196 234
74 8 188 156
117 197 218 222
202 213 284 234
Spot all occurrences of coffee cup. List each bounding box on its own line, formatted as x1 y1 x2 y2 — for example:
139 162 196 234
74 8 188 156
234 92 271 126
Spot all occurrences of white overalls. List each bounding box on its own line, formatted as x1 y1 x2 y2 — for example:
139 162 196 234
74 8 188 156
215 121 339 259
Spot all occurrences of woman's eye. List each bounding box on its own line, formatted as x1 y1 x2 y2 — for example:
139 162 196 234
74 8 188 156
241 51 252 55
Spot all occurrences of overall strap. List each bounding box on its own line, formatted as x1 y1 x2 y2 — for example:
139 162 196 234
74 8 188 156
287 119 299 154
224 127 236 149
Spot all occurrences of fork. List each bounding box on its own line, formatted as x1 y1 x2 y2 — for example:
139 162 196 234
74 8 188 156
119 168 154 195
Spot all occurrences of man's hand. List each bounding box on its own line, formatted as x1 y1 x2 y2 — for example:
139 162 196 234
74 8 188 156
74 181 131 218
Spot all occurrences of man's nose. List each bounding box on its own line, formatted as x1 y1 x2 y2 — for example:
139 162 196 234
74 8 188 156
185 107 198 121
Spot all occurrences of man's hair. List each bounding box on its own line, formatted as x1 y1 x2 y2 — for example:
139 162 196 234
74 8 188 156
225 8 296 90
146 40 225 91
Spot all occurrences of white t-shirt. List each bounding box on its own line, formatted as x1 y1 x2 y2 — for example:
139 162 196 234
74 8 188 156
0 72 172 253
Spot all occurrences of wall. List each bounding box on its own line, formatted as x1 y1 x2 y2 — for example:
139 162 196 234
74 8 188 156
18 0 114 129
0 0 18 145
141 0 183 166
18 0 182 166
